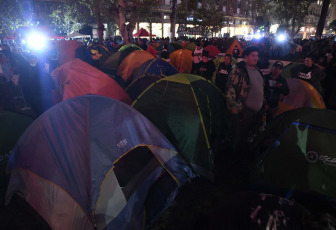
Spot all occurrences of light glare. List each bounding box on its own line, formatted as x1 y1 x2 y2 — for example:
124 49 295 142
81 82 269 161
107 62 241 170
27 33 47 51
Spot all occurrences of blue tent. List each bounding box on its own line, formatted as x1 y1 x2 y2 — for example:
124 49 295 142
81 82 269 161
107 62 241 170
129 58 178 85
6 95 194 230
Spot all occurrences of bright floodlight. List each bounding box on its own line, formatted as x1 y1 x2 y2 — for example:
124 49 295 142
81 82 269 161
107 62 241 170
254 33 261 39
277 34 286 42
27 32 47 51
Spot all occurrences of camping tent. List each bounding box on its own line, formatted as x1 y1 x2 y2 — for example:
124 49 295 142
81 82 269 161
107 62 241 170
66 31 91 39
133 28 156 37
276 78 326 116
129 58 178 84
6 95 194 230
117 50 155 82
51 58 132 105
0 111 34 203
250 108 336 209
223 39 243 57
169 49 193 73
132 74 231 179
126 74 162 101
204 45 221 58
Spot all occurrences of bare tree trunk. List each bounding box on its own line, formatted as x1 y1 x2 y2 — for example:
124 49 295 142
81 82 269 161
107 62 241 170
315 0 331 39
150 22 153 42
97 14 104 44
170 0 177 42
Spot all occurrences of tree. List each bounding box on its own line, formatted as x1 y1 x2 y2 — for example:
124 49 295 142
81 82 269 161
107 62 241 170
0 0 32 38
271 0 315 40
64 0 137 44
193 1 226 37
50 2 92 35
315 0 331 39
136 0 161 41
176 0 198 26
170 0 177 41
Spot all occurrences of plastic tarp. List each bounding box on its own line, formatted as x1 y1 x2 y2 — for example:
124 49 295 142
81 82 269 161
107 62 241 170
132 74 231 179
6 95 194 230
50 58 132 105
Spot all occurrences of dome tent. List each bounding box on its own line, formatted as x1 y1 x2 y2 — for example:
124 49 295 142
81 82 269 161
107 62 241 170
6 95 194 230
250 108 336 212
132 74 231 179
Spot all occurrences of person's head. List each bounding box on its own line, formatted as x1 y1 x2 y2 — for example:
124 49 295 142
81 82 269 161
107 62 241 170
304 55 314 67
326 49 336 63
271 61 283 78
28 55 38 67
242 46 259 67
202 50 209 62
224 54 231 65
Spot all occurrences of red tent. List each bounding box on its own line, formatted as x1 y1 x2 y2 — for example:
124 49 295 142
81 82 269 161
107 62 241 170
133 28 156 37
51 59 132 105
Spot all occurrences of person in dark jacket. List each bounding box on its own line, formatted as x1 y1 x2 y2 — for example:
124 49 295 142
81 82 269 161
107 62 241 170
264 61 289 122
296 55 325 95
225 46 267 161
215 54 232 92
196 50 216 80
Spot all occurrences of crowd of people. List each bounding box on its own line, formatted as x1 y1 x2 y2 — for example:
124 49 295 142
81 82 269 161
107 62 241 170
0 35 336 151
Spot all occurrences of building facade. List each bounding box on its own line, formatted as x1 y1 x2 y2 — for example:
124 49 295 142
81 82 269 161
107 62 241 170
300 0 336 38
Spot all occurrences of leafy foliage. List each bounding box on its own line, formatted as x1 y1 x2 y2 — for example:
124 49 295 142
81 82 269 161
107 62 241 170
270 0 315 38
49 2 93 35
137 0 161 23
176 0 198 26
193 1 226 37
0 0 31 37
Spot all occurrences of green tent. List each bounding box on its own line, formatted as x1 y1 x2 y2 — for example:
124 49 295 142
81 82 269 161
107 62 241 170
0 111 34 203
132 74 231 179
250 108 336 206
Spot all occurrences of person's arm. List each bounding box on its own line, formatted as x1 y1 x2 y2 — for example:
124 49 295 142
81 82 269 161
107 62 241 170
225 67 242 114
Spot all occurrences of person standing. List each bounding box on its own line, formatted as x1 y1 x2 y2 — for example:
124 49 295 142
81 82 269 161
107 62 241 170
215 54 232 92
232 45 240 59
264 61 289 122
225 46 266 159
196 50 216 81
191 42 203 74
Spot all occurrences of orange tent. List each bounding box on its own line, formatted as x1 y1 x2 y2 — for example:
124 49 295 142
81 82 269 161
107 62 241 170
276 78 326 116
117 50 155 82
169 49 193 74
225 39 243 57
51 59 132 105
